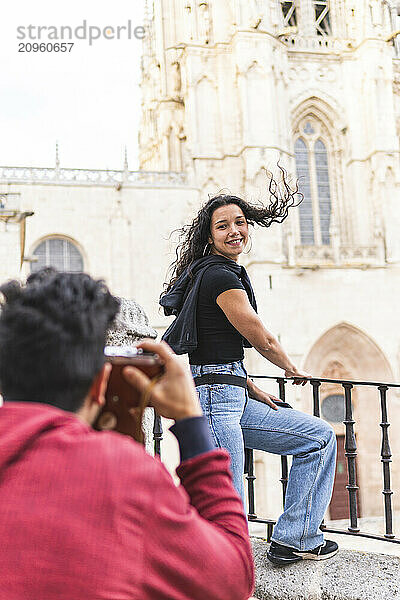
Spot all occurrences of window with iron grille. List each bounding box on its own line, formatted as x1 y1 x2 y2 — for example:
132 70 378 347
279 0 332 36
31 238 84 273
294 120 332 246
280 1 297 27
313 0 331 35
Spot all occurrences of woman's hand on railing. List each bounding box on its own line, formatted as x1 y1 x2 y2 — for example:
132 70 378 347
284 367 312 386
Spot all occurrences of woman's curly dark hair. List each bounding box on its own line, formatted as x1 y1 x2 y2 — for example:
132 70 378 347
164 165 302 292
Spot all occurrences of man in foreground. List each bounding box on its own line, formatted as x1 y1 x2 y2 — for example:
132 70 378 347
0 269 254 600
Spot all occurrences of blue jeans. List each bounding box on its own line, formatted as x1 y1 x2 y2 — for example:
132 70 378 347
191 361 337 551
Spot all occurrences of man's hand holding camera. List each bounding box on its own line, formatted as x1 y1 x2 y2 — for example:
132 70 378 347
123 340 203 421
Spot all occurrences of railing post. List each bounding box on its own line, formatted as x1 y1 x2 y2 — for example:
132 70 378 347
245 448 257 519
266 522 274 543
311 379 321 417
310 379 325 530
342 383 360 533
277 378 289 505
379 385 395 539
153 412 163 457
280 457 289 508
278 377 286 403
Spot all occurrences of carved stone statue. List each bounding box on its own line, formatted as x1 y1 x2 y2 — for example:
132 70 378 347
198 1 211 43
184 3 195 41
248 0 264 28
369 0 383 27
171 61 182 95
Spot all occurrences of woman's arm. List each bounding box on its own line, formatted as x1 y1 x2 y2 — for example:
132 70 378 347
216 289 309 381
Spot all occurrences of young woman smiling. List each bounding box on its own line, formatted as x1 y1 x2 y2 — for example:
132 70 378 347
160 182 338 566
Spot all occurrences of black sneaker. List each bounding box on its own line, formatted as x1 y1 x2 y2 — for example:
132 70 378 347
267 540 339 566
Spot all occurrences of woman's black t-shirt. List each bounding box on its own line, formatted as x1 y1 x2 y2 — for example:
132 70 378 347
189 264 247 365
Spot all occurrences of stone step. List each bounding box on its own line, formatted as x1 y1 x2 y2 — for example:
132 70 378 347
251 537 400 600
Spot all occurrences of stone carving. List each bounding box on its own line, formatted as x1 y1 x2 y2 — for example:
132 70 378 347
288 66 310 82
316 67 336 83
106 298 157 455
322 360 350 381
106 297 157 346
295 245 335 262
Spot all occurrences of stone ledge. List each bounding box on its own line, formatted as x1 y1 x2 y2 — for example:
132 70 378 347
251 537 400 600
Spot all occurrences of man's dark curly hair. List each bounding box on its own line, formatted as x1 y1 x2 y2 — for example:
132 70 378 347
0 268 120 412
164 165 302 292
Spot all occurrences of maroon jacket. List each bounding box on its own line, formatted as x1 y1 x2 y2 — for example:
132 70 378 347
0 403 254 600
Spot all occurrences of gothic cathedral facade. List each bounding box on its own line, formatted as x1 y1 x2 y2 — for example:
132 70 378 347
138 0 400 521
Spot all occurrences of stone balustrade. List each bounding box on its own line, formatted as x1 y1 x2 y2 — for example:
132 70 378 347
0 166 187 187
282 35 352 53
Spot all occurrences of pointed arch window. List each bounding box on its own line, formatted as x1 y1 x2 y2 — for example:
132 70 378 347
315 139 331 244
294 120 332 245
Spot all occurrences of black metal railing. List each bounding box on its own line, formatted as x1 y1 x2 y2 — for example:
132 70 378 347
245 375 400 544
153 413 163 457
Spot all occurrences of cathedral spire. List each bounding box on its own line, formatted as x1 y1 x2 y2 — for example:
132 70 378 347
144 0 152 22
55 141 60 171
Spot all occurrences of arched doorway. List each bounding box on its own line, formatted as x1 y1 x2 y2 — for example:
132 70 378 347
303 322 395 520
330 431 349 520
319 362 359 521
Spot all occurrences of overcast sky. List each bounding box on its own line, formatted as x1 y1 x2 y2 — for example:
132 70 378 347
0 0 145 170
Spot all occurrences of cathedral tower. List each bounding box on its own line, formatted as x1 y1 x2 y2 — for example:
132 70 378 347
139 1 400 264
